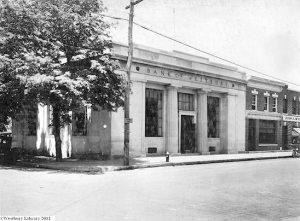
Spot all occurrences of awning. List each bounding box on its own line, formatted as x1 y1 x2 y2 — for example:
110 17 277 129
292 128 300 137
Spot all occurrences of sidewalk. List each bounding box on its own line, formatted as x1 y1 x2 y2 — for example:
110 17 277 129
13 150 293 173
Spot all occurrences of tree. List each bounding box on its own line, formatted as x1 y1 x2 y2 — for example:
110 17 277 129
0 0 125 160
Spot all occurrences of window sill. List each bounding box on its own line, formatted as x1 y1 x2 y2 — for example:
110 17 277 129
259 144 277 146
145 136 164 138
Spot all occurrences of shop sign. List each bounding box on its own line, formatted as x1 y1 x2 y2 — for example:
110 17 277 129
283 115 300 122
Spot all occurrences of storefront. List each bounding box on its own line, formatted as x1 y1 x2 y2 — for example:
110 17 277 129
282 115 300 149
111 42 247 156
245 77 285 151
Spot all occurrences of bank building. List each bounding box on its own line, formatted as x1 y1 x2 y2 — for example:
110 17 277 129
12 43 247 158
111 42 246 157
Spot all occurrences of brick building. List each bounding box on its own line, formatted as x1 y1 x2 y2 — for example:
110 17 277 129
245 76 286 151
281 88 300 149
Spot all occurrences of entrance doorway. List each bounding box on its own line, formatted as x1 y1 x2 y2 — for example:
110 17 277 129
248 119 256 151
180 115 195 153
282 125 288 149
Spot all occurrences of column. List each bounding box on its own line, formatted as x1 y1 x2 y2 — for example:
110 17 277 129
197 90 209 154
166 85 179 153
226 93 237 153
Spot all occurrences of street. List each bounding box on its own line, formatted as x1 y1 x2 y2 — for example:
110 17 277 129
1 158 300 221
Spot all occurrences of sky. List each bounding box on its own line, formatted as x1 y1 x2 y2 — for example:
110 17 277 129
102 0 300 90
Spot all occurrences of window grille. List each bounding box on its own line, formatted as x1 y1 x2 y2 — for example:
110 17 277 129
259 120 276 144
145 88 163 137
207 96 220 138
178 93 194 111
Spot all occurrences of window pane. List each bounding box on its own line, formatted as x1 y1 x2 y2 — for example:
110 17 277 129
251 95 256 110
178 93 194 111
264 97 268 111
207 96 220 138
145 88 163 137
73 107 87 136
259 120 276 144
272 98 277 112
283 99 288 113
292 100 297 114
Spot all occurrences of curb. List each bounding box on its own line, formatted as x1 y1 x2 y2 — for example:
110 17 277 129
115 155 292 171
13 154 292 173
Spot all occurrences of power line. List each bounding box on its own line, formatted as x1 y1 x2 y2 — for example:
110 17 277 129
102 14 300 87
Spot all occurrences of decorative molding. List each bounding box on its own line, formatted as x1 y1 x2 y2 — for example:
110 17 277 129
251 89 258 95
264 91 270 97
166 83 181 89
128 64 246 91
246 110 281 121
197 89 211 94
272 93 278 98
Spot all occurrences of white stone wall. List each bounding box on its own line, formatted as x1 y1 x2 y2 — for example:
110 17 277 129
12 104 111 158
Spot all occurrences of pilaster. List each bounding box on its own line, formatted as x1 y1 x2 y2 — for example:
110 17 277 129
197 89 209 154
166 85 179 153
226 93 237 153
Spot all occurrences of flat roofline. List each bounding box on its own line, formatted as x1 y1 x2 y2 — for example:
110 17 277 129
287 88 300 93
112 41 244 74
247 76 286 87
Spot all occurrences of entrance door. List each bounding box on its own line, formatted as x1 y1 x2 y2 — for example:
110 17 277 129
282 126 288 149
180 115 195 153
248 119 256 151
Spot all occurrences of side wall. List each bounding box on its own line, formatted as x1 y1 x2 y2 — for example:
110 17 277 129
12 105 111 159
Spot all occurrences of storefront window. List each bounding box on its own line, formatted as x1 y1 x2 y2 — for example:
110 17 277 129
178 93 194 111
248 119 256 151
72 107 87 136
259 120 276 144
145 88 163 137
292 127 300 146
207 96 220 138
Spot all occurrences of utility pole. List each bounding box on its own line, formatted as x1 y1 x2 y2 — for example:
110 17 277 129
124 0 144 166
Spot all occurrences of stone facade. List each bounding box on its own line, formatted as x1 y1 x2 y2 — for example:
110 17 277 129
111 42 247 156
12 105 111 159
12 42 248 158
